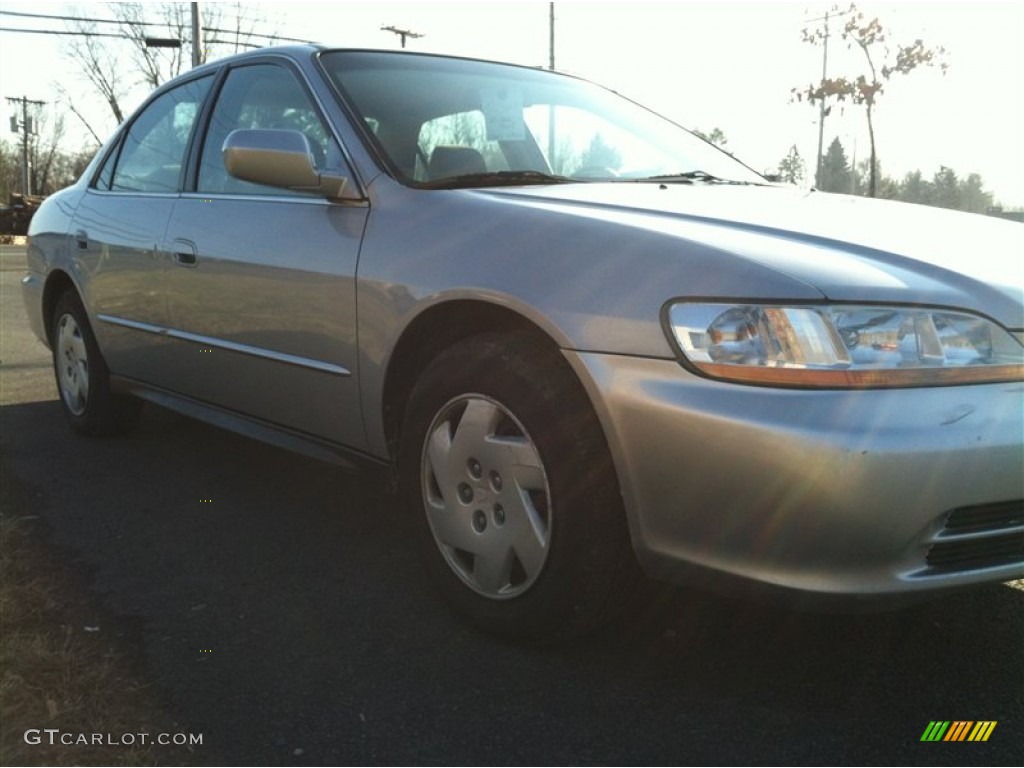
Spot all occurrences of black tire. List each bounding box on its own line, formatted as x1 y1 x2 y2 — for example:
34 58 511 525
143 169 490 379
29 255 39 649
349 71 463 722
50 290 142 436
399 332 637 641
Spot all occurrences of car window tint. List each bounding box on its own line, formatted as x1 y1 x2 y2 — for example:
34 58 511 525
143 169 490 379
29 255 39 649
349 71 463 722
523 104 674 179
198 64 340 196
416 111 511 181
322 50 764 186
110 75 213 193
94 143 119 190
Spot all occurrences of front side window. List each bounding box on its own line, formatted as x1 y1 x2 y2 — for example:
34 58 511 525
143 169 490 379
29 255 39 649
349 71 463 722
107 75 213 193
198 63 341 196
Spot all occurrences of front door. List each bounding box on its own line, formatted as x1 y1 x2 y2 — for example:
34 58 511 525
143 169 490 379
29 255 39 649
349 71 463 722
162 62 369 450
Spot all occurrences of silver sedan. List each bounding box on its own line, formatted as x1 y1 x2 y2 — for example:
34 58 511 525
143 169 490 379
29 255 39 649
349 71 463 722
22 46 1024 639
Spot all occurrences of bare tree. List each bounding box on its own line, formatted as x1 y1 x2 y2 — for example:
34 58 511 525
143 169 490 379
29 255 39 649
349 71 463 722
0 139 20 202
115 2 188 88
54 83 105 148
63 20 128 125
219 2 263 54
0 106 78 198
28 110 68 195
692 127 728 148
793 3 947 197
61 3 266 133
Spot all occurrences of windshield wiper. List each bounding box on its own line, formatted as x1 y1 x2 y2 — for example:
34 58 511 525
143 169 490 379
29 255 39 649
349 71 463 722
637 170 756 185
420 170 577 190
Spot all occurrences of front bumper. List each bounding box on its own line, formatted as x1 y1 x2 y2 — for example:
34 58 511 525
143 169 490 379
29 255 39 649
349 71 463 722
568 352 1024 602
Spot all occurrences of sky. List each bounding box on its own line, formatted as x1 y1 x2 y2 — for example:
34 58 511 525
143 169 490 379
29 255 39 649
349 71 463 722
1 0 1022 207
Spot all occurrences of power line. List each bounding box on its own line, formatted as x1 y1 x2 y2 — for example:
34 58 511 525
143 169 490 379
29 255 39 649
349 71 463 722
204 38 264 49
0 9 163 28
0 10 309 45
0 27 127 39
203 26 316 44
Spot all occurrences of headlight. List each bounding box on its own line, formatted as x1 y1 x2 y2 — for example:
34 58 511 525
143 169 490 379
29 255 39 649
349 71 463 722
666 303 1024 387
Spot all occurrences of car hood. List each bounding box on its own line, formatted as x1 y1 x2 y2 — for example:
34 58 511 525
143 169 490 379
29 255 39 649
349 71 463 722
480 183 1024 329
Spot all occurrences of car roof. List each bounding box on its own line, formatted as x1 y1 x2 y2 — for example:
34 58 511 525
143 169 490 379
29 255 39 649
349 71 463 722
191 44 573 81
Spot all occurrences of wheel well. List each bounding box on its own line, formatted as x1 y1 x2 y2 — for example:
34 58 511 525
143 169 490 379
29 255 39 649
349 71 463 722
42 271 77 346
382 301 561 458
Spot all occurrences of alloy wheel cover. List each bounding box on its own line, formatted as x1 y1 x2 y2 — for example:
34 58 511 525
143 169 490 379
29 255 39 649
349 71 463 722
56 313 90 416
420 394 553 599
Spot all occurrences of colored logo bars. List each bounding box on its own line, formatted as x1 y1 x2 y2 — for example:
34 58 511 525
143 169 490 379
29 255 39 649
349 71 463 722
921 721 997 742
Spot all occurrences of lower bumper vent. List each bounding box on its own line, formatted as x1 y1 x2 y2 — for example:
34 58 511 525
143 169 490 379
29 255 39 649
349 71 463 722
925 500 1024 572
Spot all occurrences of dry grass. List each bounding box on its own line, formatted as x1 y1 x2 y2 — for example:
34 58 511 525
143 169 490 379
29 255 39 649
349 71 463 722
0 500 198 765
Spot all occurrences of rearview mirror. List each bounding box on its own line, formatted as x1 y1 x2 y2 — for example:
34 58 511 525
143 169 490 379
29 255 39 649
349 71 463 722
222 129 357 201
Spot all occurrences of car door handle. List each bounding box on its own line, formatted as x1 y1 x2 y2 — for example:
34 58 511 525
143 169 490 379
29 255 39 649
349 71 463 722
171 238 198 267
75 230 88 250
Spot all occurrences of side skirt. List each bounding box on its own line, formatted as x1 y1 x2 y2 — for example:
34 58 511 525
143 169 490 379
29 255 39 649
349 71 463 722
110 375 391 477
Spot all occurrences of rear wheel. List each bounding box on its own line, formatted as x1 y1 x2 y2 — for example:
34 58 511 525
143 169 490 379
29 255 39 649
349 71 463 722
399 333 636 640
51 291 141 435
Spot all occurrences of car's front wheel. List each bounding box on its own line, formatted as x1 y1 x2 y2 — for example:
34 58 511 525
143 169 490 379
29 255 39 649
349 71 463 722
399 333 635 640
50 290 141 435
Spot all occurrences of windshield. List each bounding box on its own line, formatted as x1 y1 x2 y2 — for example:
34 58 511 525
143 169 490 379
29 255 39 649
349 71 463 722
320 51 764 188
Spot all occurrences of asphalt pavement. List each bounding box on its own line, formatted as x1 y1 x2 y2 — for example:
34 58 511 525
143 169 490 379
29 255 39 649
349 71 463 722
1 244 1021 765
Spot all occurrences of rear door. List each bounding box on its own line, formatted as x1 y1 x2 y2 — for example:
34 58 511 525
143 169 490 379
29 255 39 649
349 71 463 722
78 74 214 383
162 61 369 449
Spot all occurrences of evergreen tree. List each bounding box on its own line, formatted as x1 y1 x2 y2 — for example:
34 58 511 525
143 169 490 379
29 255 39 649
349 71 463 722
853 159 898 199
931 166 960 210
818 137 852 193
957 173 993 214
899 170 932 205
579 133 622 172
777 145 806 184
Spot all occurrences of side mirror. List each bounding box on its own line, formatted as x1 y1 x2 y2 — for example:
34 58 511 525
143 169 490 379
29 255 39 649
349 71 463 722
222 129 358 201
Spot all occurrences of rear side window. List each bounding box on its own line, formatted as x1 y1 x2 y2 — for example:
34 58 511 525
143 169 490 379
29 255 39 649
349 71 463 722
105 75 213 193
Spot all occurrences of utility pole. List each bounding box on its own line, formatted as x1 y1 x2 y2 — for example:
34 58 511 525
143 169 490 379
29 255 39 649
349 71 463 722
807 7 853 189
815 11 829 189
380 25 423 49
549 2 555 70
191 1 203 67
850 137 857 194
548 3 556 172
6 96 44 196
